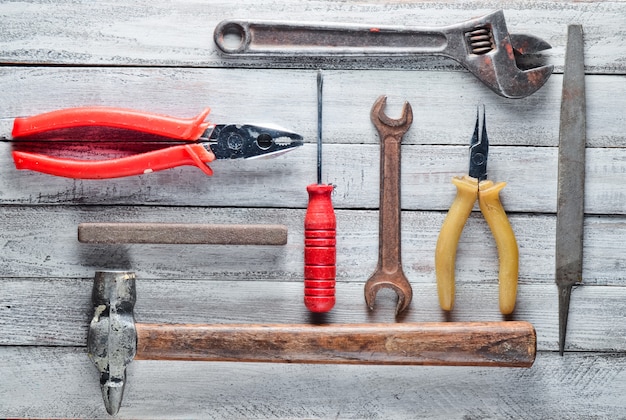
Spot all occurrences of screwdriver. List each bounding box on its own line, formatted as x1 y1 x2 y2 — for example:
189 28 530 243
304 70 336 313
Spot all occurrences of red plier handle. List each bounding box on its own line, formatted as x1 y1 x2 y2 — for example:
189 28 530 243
13 144 215 179
12 106 212 140
11 107 216 179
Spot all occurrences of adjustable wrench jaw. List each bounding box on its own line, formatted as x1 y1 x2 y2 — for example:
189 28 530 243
445 10 554 99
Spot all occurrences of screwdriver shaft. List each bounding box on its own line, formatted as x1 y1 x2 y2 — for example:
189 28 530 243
317 70 323 185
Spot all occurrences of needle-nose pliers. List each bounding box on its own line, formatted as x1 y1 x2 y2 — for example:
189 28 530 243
435 108 519 314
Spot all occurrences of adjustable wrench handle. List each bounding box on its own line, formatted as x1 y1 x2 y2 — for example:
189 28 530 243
214 13 507 58
215 20 448 55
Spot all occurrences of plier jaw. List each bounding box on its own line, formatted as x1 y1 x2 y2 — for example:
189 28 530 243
207 124 303 160
469 106 489 182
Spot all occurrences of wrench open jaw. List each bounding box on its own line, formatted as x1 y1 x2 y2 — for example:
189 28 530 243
214 10 553 99
365 96 413 315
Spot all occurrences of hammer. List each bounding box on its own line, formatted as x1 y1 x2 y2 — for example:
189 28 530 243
88 271 536 415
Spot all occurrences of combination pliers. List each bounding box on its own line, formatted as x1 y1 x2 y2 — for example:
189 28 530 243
4 106 303 179
435 108 519 314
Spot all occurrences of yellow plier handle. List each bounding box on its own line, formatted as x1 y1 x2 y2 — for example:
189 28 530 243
435 175 519 314
478 179 519 315
435 176 477 311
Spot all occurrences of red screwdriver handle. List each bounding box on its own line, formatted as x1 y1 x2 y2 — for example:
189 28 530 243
304 184 336 312
12 143 216 179
11 106 212 140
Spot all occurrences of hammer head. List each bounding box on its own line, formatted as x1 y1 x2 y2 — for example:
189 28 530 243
87 271 137 416
456 10 553 99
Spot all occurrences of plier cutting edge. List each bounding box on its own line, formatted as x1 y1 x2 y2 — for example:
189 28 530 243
435 107 519 314
5 107 303 179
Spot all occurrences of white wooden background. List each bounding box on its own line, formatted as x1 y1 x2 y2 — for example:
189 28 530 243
1 1 626 418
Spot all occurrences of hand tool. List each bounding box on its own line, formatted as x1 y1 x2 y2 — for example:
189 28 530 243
78 223 288 245
556 25 586 356
4 106 303 179
214 10 553 99
304 70 336 313
435 107 518 314
364 96 413 315
89 271 536 415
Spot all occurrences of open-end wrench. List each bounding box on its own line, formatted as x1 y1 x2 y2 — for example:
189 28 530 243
365 96 413 315
214 10 553 99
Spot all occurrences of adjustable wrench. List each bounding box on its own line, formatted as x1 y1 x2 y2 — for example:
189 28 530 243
364 96 413 315
214 10 553 99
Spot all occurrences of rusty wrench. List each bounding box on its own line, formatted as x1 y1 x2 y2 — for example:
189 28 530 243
365 96 413 315
214 10 553 99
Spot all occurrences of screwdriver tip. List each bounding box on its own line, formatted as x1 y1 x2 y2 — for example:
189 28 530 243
316 69 324 185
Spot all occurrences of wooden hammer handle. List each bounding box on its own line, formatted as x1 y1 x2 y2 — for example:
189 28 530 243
136 321 536 367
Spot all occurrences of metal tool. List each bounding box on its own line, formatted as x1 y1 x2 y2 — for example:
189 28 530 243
556 25 586 356
364 96 413 315
78 223 288 245
304 70 337 312
88 271 137 416
214 10 553 99
88 271 537 415
5 106 302 178
435 107 518 314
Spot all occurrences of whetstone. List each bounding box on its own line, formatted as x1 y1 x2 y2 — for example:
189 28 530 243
78 223 288 245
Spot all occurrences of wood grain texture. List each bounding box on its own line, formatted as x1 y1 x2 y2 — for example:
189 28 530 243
1 68 625 149
0 206 624 285
2 279 625 352
1 347 625 419
1 0 626 74
135 321 536 367
1 1 626 418
3 143 626 214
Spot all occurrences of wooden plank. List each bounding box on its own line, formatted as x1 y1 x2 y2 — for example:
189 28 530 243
1 1 625 74
0 206 623 284
0 68 624 213
1 347 625 419
1 67 625 149
2 144 626 214
2 278 625 352
0 2 624 418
